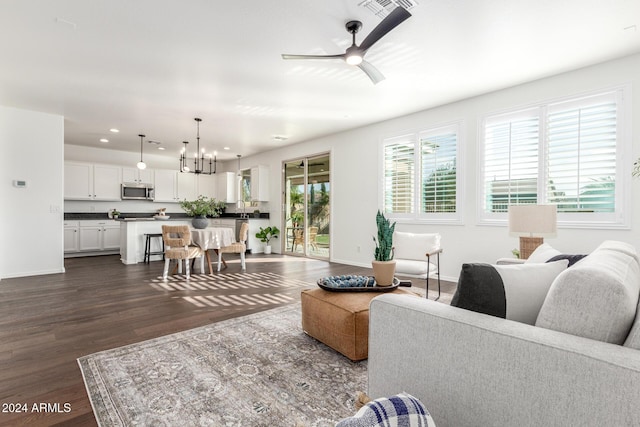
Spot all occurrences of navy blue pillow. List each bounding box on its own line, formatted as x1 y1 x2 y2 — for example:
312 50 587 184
546 254 587 267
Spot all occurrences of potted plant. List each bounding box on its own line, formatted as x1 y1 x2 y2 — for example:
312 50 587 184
255 226 280 254
179 196 225 229
372 210 396 286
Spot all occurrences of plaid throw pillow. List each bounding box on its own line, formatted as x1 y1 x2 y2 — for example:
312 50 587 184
336 392 436 427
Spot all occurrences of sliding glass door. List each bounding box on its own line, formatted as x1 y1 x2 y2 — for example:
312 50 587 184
283 154 330 259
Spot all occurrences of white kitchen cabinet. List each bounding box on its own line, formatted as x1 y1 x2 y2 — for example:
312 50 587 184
63 221 80 252
250 165 269 201
153 169 177 202
64 163 93 200
197 174 217 199
217 172 237 203
176 172 197 201
93 165 122 200
78 220 120 252
122 167 154 184
154 170 197 202
64 162 121 201
102 225 121 250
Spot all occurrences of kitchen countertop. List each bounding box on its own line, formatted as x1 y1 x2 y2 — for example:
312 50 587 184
64 212 270 220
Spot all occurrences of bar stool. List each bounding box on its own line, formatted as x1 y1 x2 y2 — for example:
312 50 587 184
144 233 165 263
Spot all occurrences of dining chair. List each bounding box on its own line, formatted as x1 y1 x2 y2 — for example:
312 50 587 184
161 225 204 279
292 228 304 252
217 222 249 271
308 226 319 250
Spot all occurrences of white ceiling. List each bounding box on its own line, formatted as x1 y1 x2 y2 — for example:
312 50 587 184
1 0 639 161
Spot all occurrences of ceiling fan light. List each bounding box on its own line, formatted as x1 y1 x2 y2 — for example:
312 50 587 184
345 54 363 65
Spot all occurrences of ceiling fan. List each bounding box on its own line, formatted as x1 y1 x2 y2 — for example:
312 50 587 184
281 7 411 84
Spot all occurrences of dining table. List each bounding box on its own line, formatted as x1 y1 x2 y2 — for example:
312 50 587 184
190 227 235 274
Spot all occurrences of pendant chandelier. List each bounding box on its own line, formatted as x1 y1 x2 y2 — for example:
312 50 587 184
137 134 147 170
179 117 216 174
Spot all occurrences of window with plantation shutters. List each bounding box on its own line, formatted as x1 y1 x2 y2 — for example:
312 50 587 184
383 136 415 214
483 109 540 213
479 87 629 228
382 122 462 223
421 129 457 213
547 93 617 214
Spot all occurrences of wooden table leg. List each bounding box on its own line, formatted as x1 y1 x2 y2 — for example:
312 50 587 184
205 250 213 274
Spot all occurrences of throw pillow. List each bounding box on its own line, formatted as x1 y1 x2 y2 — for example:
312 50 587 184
335 392 436 427
451 260 569 325
525 243 561 263
546 253 587 267
536 241 640 345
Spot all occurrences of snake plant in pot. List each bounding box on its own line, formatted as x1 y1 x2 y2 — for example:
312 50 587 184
372 210 396 286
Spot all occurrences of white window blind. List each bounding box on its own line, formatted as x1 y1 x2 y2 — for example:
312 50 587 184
420 130 457 213
483 110 539 213
547 94 617 213
382 123 461 223
383 136 415 214
479 87 628 228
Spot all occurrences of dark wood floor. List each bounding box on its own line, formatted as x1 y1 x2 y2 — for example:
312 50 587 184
0 254 456 426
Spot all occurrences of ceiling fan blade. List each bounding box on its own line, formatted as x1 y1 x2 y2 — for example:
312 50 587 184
281 53 345 60
357 60 385 84
359 7 412 52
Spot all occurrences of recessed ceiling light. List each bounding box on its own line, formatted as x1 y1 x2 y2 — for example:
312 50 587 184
223 147 230 150
158 147 165 151
109 128 119 133
99 138 109 143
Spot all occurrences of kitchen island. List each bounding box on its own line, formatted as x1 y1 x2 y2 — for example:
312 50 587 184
118 216 270 264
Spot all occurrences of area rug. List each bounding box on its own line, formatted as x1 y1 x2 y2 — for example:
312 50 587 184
78 304 366 426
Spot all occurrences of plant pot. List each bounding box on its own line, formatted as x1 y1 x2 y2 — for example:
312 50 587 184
192 215 208 229
372 260 396 286
264 245 272 255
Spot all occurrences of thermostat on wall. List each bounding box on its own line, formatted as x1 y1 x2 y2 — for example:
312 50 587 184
13 180 27 188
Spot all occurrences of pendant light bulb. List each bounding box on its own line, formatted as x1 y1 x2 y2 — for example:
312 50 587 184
137 134 146 170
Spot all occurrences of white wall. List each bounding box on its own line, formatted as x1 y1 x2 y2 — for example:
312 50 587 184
0 106 64 279
237 53 640 281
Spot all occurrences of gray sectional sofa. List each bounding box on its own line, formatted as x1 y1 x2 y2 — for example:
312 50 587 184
367 241 640 427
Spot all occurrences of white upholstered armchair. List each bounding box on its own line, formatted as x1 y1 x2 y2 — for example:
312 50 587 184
393 231 442 300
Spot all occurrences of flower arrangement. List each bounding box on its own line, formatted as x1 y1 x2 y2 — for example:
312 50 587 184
179 196 225 217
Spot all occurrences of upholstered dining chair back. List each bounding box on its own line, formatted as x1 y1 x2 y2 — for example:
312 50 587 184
217 222 249 271
393 231 443 300
161 225 203 279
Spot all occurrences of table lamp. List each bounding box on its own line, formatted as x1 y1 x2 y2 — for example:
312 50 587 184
508 204 557 259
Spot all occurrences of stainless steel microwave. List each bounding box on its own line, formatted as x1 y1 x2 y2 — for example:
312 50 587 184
121 183 155 200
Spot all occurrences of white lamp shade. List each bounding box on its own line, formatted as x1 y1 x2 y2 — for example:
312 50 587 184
137 161 146 170
508 204 557 237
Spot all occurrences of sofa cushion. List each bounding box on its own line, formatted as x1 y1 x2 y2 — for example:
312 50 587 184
536 241 640 345
335 392 436 427
525 243 561 263
395 259 436 276
451 260 569 325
